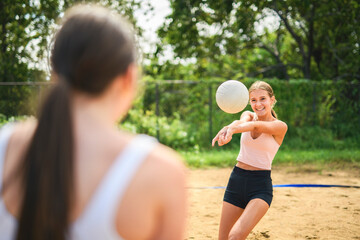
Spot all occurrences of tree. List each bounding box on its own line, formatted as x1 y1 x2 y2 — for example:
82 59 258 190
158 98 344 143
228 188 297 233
0 0 147 116
0 0 59 82
156 0 360 81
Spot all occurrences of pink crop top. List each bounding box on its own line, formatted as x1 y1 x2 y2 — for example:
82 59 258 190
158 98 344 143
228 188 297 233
236 131 280 170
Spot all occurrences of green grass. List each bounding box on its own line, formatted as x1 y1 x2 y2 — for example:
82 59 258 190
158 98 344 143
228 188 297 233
179 149 360 169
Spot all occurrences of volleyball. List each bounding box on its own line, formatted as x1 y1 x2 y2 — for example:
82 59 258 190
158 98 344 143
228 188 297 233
215 80 249 114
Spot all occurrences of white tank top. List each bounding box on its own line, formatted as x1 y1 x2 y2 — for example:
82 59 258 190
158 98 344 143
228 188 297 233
236 131 280 170
0 124 158 240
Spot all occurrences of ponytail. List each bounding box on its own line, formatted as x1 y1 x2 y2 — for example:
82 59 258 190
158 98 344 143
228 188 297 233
16 81 74 240
271 109 278 119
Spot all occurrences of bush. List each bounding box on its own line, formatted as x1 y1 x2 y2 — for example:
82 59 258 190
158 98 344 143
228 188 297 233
130 78 360 150
120 109 197 150
1 78 359 151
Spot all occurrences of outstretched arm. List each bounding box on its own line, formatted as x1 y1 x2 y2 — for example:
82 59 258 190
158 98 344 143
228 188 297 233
226 120 287 146
213 116 287 146
212 111 253 146
230 120 287 137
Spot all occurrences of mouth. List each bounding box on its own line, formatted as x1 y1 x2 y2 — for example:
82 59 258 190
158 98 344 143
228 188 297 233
255 107 265 111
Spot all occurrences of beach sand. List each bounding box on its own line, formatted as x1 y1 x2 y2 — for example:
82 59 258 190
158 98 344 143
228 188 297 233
186 165 360 239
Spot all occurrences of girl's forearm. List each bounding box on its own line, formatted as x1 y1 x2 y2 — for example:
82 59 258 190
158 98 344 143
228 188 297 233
227 120 239 129
228 121 257 134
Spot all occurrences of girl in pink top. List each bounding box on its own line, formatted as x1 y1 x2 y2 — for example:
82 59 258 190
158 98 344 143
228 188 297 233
212 81 287 240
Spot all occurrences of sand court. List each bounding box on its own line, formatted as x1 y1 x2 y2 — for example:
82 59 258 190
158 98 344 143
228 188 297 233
186 166 360 239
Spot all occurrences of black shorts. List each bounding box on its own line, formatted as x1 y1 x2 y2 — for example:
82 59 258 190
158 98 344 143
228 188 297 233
223 166 273 209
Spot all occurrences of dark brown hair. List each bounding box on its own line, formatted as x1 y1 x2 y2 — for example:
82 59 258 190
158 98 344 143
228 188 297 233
15 5 135 240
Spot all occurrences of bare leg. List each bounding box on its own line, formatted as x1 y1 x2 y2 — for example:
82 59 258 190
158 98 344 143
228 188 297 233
218 201 244 240
228 199 269 240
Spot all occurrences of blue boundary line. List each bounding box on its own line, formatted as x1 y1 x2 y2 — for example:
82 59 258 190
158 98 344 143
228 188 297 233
273 184 360 188
190 184 360 189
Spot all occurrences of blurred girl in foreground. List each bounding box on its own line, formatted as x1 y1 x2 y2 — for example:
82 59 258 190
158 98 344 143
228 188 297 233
0 5 187 240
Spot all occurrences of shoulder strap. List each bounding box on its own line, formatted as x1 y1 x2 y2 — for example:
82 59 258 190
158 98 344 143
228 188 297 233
0 124 15 190
70 134 158 239
0 124 18 240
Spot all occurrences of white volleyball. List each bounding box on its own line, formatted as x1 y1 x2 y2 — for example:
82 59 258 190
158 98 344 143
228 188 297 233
215 80 249 114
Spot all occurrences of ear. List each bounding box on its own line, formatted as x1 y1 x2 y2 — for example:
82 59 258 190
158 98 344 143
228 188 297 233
111 64 138 120
121 63 138 92
111 64 138 97
270 96 276 107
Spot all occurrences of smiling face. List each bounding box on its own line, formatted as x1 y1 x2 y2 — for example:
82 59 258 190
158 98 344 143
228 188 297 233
249 89 275 119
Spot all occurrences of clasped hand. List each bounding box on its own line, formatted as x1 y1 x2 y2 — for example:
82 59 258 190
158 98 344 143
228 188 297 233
212 126 233 147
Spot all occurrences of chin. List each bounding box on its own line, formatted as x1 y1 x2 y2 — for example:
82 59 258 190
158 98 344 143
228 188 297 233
255 110 269 117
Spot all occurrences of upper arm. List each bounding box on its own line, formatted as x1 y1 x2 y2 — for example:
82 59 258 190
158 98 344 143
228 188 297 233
116 145 187 240
254 120 288 138
150 147 188 240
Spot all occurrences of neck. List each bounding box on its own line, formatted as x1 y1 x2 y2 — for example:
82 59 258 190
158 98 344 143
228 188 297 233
255 112 275 122
71 92 121 129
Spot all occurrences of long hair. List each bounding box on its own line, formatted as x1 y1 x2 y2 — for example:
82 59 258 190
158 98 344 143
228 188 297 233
15 5 135 240
249 81 278 119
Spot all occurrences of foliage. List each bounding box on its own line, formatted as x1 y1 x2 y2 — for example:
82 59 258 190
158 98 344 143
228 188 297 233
120 108 198 149
1 1 359 156
1 78 359 151
113 78 360 151
155 0 360 81
140 78 360 150
0 0 58 115
0 0 150 116
0 115 32 127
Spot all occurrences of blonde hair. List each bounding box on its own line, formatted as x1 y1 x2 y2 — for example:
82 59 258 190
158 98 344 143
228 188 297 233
249 81 278 119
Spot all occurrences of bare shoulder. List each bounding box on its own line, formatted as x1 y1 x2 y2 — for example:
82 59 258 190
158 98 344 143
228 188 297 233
147 143 187 183
109 131 186 179
3 119 37 178
116 142 187 240
8 118 37 149
132 142 187 198
275 119 288 132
